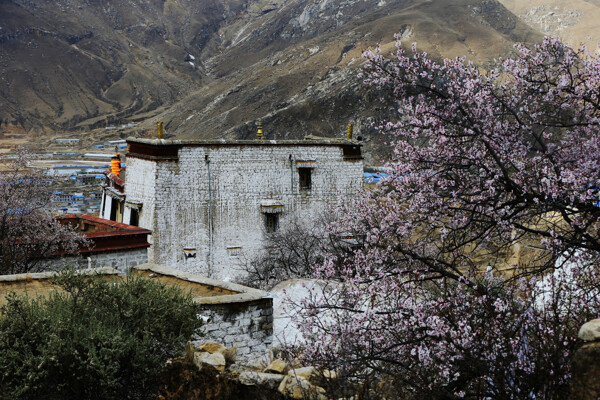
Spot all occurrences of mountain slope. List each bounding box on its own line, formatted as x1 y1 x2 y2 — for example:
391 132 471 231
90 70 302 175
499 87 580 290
0 0 542 160
0 0 249 131
499 0 600 51
156 0 541 161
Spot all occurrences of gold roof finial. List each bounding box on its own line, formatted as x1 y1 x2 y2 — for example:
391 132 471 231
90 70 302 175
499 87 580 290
157 121 164 139
346 123 353 140
257 119 263 140
111 154 121 176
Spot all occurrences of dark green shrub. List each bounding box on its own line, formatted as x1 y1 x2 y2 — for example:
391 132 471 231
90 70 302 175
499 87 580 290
0 269 202 400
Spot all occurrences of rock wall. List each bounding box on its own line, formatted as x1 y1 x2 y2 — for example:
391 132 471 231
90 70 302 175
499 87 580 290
195 297 273 367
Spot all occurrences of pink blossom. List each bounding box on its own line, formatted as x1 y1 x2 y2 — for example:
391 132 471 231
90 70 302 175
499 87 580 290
291 37 600 398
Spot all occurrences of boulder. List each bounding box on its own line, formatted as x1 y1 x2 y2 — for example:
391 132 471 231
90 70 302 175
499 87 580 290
239 371 285 390
278 375 310 399
196 342 226 354
264 359 288 374
322 369 337 380
289 366 316 379
570 342 600 399
193 351 226 372
290 366 337 387
278 375 327 400
579 319 600 342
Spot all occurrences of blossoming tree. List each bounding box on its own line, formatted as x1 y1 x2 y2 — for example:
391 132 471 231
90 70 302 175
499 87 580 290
0 150 86 274
294 37 600 398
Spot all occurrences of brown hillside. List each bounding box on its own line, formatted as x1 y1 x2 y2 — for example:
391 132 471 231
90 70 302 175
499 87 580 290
499 0 600 51
0 0 542 160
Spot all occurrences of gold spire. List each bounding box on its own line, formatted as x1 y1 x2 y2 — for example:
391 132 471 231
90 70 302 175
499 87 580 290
157 121 164 139
346 123 353 140
257 119 263 140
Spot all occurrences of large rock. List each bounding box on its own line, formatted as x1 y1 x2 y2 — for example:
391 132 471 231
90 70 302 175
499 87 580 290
322 369 337 380
579 320 600 342
264 359 288 374
570 342 600 399
193 351 226 372
197 342 226 354
278 375 327 400
289 366 338 387
289 366 316 379
239 371 285 390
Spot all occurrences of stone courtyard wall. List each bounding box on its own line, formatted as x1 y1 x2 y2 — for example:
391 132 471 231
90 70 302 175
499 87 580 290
134 264 273 367
195 296 273 367
45 247 148 271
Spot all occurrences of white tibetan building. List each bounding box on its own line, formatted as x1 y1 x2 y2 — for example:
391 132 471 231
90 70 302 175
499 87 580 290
100 130 363 280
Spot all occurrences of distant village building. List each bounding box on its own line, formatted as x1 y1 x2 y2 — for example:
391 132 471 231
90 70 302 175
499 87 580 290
55 138 80 147
50 189 103 215
100 134 363 280
55 138 80 143
75 173 104 186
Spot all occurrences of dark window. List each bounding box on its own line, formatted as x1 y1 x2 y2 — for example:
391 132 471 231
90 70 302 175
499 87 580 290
299 168 312 190
110 198 117 221
265 213 279 233
129 209 139 227
101 195 106 216
342 145 362 159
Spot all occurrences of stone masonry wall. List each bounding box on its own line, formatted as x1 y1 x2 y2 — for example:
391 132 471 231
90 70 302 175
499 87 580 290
45 248 148 271
194 297 273 367
125 143 363 280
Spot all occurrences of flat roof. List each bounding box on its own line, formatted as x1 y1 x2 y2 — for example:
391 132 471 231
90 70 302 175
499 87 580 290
126 136 363 162
127 136 360 147
57 215 151 254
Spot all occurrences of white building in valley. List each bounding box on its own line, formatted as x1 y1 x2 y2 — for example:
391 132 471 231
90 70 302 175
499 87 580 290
100 134 363 280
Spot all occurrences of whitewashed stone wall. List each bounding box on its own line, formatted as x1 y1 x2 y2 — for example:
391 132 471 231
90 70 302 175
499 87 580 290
125 142 363 280
45 248 148 270
124 157 158 260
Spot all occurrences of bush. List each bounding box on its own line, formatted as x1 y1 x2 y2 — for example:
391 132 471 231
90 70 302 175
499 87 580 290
0 269 202 400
